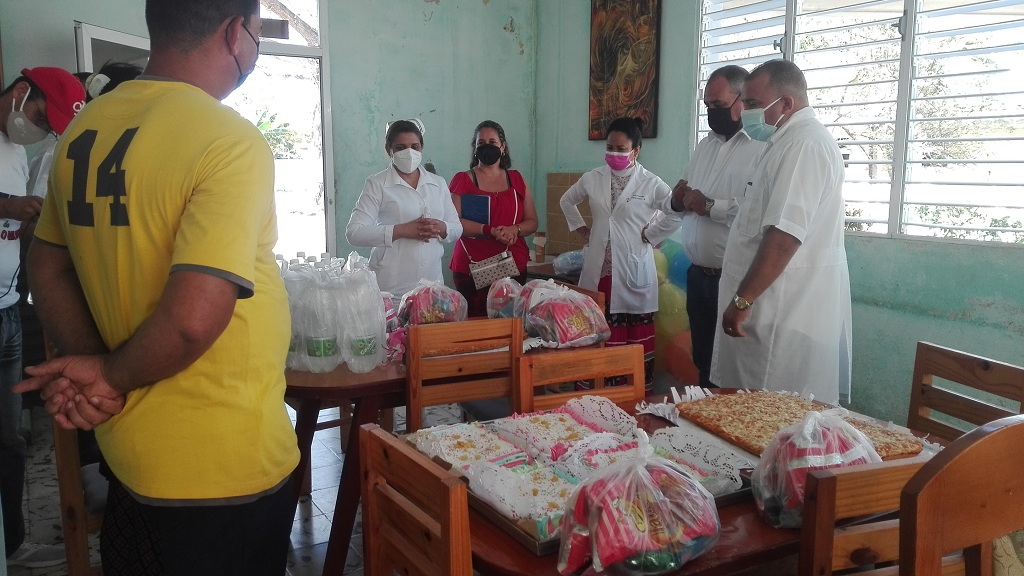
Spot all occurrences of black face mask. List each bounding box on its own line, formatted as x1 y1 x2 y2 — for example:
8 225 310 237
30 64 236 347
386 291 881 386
475 143 502 166
707 107 741 138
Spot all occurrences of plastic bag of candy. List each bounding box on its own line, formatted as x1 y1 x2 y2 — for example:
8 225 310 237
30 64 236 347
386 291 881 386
752 409 881 528
558 431 720 575
397 279 468 325
487 278 522 319
523 282 609 348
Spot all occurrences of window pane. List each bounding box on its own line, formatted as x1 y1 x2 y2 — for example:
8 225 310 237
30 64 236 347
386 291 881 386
260 0 320 48
903 0 1024 243
224 55 328 256
794 0 905 235
697 0 785 139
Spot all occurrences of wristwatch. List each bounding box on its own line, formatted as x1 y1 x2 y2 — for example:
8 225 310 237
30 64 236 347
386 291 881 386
704 198 715 215
733 294 753 310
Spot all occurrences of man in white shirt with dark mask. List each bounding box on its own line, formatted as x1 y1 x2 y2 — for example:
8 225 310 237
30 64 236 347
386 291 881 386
712 59 852 405
669 65 766 387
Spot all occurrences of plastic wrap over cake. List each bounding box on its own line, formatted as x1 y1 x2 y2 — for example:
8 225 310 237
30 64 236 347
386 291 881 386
649 428 752 497
462 462 577 540
406 422 531 470
492 396 636 460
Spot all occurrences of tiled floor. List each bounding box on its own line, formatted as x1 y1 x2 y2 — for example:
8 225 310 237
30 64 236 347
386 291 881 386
7 403 463 576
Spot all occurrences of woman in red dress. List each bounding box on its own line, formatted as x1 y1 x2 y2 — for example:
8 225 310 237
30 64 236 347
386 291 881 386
449 120 539 317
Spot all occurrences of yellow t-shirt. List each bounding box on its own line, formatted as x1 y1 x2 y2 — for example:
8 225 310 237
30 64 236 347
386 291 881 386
36 79 298 500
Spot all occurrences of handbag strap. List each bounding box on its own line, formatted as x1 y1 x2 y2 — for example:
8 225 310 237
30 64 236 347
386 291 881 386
462 185 518 264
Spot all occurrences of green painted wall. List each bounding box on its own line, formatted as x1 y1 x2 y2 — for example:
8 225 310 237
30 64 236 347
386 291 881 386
328 0 537 264
0 2 147 78
845 235 1024 424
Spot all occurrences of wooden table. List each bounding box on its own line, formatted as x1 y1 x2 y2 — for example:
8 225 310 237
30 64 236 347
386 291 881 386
468 411 801 575
285 362 407 576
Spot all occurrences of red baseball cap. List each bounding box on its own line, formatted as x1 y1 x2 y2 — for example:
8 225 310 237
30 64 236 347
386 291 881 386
20 67 87 135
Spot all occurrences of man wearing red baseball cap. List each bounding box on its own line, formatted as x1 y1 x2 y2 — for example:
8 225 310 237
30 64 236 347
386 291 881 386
1 66 84 569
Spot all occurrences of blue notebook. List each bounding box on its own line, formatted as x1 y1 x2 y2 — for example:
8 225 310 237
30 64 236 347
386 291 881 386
461 193 491 225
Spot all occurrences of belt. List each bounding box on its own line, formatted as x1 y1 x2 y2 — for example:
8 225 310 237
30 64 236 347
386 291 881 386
693 265 722 277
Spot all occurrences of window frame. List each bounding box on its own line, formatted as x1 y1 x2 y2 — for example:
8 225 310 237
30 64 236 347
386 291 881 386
696 0 1024 247
258 0 336 255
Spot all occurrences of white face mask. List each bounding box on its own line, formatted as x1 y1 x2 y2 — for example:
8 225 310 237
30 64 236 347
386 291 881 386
6 87 49 145
392 148 422 174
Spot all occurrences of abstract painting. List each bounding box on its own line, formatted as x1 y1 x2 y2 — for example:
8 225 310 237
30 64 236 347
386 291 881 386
589 0 661 140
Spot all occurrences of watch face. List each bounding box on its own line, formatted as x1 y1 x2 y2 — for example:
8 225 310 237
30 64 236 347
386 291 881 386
734 295 751 310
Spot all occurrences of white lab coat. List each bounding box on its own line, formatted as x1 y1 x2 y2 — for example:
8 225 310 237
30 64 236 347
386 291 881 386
560 163 681 314
345 165 463 299
711 107 853 405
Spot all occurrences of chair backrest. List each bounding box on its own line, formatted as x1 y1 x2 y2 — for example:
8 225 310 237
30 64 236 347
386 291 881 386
406 316 523 432
359 423 472 576
53 424 104 576
906 341 1024 442
798 458 927 576
899 415 1024 576
516 344 645 413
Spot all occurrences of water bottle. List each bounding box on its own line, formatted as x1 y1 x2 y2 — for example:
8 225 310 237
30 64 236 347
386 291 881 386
341 271 386 373
302 276 341 373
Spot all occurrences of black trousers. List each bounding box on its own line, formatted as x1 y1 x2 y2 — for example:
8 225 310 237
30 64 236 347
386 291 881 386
101 472 296 576
686 264 722 388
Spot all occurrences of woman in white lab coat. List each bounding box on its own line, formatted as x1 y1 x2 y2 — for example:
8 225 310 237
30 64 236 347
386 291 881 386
346 119 463 300
560 117 682 390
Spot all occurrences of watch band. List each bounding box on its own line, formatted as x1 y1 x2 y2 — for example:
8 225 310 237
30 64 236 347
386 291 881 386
704 198 715 215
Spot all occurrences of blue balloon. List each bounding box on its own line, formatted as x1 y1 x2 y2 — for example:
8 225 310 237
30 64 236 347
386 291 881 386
668 251 692 290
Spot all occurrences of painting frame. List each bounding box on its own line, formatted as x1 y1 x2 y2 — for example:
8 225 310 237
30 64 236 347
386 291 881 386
588 0 662 141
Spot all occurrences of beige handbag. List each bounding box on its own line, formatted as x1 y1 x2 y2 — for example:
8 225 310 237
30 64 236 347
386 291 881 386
466 249 519 290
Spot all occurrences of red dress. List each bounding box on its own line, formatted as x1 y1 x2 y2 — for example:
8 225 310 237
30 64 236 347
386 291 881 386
449 169 529 316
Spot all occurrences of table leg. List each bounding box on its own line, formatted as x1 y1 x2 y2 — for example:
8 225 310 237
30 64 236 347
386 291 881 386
291 397 322 504
321 395 383 576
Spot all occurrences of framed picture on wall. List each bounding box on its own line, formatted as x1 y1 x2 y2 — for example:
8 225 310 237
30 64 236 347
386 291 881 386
588 0 661 140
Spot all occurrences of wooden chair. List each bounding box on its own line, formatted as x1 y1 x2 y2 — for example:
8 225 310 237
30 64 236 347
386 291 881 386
405 316 523 432
899 414 1024 576
798 458 927 576
53 425 104 576
906 341 1024 443
516 344 645 413
359 423 472 576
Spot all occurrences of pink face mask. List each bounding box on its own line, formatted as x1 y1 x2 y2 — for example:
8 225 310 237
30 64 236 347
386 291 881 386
605 151 632 171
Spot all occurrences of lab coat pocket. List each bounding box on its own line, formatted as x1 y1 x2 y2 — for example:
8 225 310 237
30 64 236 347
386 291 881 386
627 249 655 289
740 181 765 238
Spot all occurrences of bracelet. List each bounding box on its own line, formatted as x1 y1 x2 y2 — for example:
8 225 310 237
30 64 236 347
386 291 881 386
482 224 492 237
515 225 522 237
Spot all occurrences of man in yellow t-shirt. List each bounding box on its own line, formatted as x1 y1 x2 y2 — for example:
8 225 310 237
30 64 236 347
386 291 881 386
14 1 298 574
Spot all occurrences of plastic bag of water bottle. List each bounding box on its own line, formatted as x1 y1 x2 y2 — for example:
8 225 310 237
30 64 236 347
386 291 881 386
336 264 387 373
552 249 585 276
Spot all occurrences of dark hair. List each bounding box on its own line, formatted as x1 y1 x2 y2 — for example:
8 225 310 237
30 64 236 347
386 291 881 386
384 120 423 149
707 64 748 95
146 0 258 52
0 76 44 101
469 119 513 169
605 117 645 149
81 61 144 102
748 59 808 94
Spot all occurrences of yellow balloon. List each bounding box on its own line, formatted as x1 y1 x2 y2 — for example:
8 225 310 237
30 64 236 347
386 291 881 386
654 249 668 281
655 283 689 336
658 282 686 314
